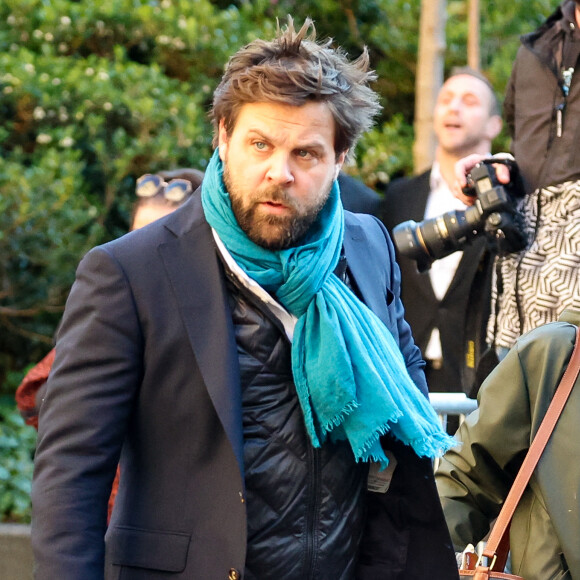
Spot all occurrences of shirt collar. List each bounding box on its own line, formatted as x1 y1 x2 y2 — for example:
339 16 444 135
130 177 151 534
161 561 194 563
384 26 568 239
211 228 297 341
429 161 444 191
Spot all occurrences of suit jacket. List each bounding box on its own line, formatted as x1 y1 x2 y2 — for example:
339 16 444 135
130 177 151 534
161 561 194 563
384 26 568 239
338 172 382 216
381 170 492 395
32 193 458 579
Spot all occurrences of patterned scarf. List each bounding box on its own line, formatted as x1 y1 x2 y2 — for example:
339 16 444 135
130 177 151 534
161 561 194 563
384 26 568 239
202 149 454 467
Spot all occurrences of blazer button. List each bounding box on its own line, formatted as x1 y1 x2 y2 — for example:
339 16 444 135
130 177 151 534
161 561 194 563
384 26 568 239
228 568 241 580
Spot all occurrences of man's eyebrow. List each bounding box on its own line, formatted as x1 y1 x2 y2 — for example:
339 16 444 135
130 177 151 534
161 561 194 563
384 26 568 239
439 89 480 101
461 92 482 103
247 129 270 140
294 141 326 152
247 129 327 151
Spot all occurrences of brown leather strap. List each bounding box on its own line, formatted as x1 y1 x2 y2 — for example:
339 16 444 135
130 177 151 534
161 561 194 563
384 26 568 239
483 325 580 568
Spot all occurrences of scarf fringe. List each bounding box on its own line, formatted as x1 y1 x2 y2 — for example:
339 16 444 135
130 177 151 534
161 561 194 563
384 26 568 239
355 418 457 466
321 400 359 434
363 449 391 466
407 431 457 458
354 419 397 462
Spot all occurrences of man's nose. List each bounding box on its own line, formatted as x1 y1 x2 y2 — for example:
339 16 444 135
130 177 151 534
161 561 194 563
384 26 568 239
447 96 462 111
266 153 294 185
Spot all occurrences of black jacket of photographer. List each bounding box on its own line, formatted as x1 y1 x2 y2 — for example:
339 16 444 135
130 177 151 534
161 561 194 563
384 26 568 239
381 171 492 397
505 0 580 194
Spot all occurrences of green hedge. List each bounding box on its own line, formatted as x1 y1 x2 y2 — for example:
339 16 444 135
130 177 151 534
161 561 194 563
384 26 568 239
0 389 36 523
0 0 266 377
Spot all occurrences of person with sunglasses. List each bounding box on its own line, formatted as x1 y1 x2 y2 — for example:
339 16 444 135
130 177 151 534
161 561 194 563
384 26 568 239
131 168 204 230
31 17 457 580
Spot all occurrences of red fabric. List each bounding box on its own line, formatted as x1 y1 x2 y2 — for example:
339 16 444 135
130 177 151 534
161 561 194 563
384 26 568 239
15 348 119 522
108 468 120 522
15 348 56 429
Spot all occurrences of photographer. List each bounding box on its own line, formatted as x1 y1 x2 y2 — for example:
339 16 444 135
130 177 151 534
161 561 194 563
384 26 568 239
454 0 580 361
382 69 502 398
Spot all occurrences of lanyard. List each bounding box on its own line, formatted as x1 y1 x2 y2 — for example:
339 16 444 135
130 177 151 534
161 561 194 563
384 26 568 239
556 30 579 137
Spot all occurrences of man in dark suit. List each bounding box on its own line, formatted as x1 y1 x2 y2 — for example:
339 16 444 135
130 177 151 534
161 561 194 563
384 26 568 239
32 18 457 580
382 68 502 397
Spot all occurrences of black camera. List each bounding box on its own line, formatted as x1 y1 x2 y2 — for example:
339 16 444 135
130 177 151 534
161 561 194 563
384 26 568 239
392 159 527 273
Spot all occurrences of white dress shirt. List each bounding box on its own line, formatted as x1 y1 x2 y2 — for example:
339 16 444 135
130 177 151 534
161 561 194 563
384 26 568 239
423 162 468 361
212 228 297 342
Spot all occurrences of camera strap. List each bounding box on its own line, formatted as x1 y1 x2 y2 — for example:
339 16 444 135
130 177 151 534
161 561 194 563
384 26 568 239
462 244 496 397
554 31 579 137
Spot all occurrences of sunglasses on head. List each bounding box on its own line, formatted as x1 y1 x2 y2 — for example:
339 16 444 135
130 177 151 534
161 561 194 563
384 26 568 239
136 174 193 203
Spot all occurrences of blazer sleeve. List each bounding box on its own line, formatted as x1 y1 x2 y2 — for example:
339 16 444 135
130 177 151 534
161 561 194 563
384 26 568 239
378 216 428 396
32 245 143 579
353 213 428 397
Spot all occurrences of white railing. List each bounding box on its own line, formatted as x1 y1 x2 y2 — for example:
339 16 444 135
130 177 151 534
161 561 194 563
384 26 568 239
429 392 478 470
429 392 478 429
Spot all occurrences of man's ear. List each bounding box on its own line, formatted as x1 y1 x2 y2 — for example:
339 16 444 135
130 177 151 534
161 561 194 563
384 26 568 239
335 150 348 180
218 120 228 161
487 115 503 141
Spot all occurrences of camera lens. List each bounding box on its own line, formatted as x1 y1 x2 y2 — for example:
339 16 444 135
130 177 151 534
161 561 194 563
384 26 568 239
393 208 480 272
392 220 433 273
391 159 527 272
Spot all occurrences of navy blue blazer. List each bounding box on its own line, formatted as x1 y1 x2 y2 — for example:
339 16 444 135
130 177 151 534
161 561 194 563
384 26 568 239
32 192 457 579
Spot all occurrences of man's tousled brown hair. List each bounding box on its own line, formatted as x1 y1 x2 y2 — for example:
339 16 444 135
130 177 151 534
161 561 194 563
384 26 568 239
211 17 381 161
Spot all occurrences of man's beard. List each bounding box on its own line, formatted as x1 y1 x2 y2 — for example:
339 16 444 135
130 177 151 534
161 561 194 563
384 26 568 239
441 130 486 159
223 165 331 251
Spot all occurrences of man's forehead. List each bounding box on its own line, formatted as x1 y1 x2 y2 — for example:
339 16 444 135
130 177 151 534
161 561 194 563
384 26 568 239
231 101 336 143
440 74 491 100
235 101 333 123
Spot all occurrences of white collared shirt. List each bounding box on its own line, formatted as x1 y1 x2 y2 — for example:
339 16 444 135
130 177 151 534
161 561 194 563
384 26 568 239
423 162 468 361
211 228 298 342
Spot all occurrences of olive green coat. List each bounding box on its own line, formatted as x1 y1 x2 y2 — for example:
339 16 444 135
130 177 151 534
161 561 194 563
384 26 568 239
436 309 580 580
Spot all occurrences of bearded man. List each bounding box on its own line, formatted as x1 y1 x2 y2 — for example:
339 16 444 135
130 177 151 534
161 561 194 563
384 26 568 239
32 18 457 580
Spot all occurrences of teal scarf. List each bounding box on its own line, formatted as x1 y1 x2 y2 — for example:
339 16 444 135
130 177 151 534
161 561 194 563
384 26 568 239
202 149 454 467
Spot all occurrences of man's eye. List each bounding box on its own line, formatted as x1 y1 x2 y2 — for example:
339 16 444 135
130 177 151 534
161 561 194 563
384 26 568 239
254 142 267 150
297 150 313 159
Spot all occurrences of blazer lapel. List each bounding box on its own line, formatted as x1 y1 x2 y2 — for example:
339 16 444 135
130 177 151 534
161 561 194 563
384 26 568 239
408 171 431 222
443 236 487 300
399 173 438 303
342 220 390 323
158 197 244 472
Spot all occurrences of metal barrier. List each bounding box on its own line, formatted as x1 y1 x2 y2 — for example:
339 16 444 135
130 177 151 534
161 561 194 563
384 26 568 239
429 392 478 470
429 392 478 430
